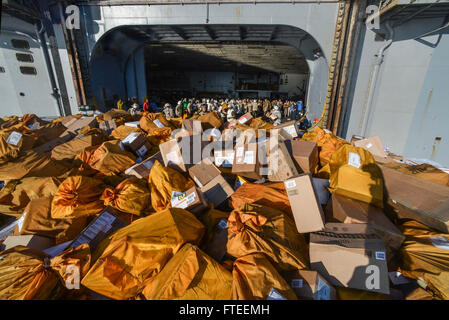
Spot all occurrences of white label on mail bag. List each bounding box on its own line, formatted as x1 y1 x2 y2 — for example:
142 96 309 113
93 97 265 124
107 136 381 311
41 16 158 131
291 279 303 288
366 142 373 149
430 236 449 250
137 145 148 157
375 251 386 260
243 151 255 164
166 151 181 165
6 131 22 146
153 119 164 128
348 152 361 168
316 277 331 300
122 132 139 144
284 179 296 189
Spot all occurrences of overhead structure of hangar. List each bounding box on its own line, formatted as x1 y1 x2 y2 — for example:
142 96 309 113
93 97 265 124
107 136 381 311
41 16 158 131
91 24 318 108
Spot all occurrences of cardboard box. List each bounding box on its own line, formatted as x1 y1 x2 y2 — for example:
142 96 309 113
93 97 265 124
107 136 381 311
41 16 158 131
283 269 337 300
171 187 209 215
204 219 228 262
350 135 365 143
380 165 449 233
266 137 298 182
312 177 330 205
354 136 387 159
182 119 203 135
289 140 319 174
284 174 325 233
99 119 117 134
232 133 262 180
188 158 221 188
200 175 234 208
122 132 152 157
310 223 390 294
125 152 163 179
237 112 253 125
325 194 405 253
160 135 205 172
160 139 186 172
61 116 97 136
274 121 298 140
1 235 54 252
125 121 140 128
60 115 77 127
68 207 128 253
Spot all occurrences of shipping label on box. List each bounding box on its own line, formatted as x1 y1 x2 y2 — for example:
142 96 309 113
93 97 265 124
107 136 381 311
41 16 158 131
237 112 253 125
171 191 197 209
68 207 127 253
232 133 261 180
171 187 209 214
